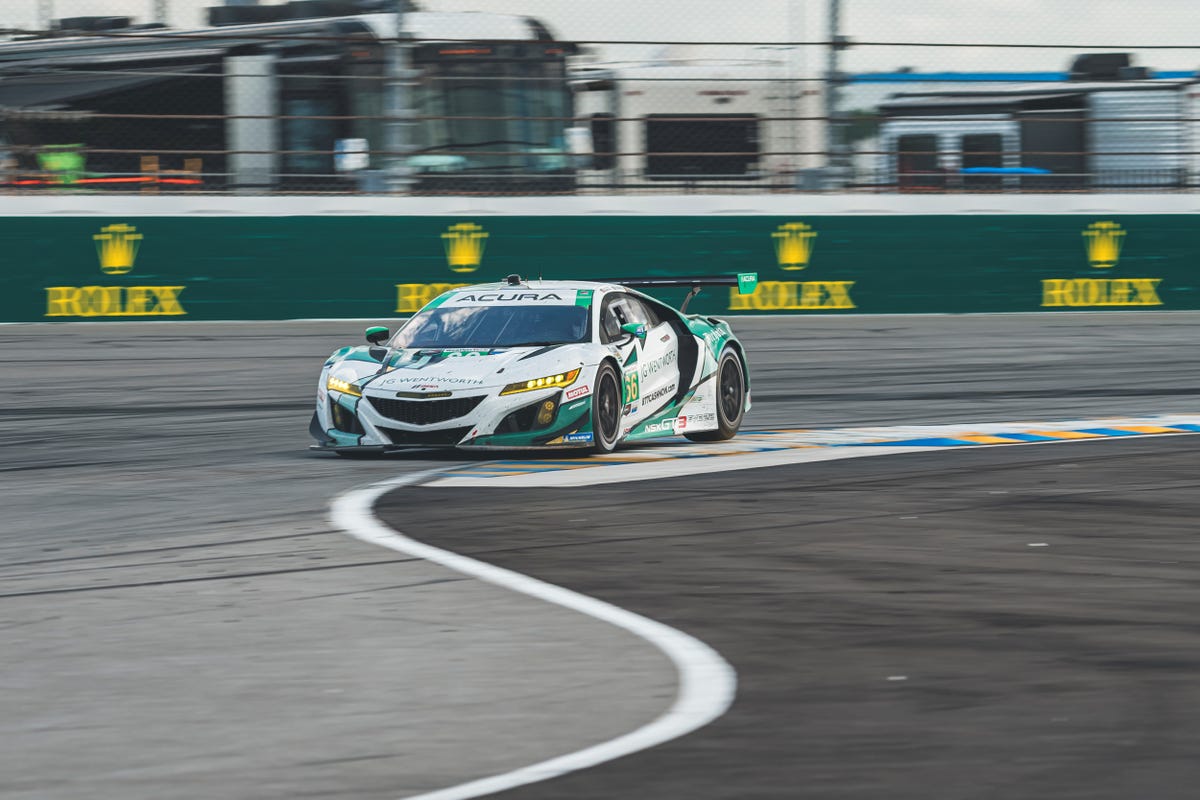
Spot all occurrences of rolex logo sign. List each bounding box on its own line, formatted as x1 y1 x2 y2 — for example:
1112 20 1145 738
94 223 142 275
44 222 187 318
1082 221 1124 269
772 222 817 271
442 222 488 273
1042 220 1162 308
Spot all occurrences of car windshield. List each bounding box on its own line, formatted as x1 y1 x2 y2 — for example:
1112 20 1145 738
391 304 590 349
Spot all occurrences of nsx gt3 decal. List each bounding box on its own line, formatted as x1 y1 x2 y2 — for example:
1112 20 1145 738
644 417 682 434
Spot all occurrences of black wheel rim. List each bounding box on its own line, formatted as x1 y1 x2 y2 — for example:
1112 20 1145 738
719 358 742 423
596 371 620 444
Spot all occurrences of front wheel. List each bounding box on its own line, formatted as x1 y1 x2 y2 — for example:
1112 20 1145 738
590 362 622 453
685 348 745 442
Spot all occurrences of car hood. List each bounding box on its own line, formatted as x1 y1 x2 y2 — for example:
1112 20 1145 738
359 345 588 393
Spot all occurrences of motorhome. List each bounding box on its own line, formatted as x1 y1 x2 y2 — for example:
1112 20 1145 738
571 60 825 190
875 54 1199 191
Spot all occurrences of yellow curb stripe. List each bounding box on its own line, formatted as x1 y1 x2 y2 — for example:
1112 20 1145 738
955 435 1029 444
1024 429 1105 439
1113 425 1185 434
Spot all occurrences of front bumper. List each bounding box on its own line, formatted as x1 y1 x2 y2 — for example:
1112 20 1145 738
312 385 595 451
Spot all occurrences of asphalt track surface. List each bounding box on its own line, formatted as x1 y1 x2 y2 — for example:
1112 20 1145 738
3 312 1199 799
383 436 1200 799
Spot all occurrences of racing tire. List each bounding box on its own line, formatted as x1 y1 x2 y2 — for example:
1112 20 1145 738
685 348 745 442
591 362 622 454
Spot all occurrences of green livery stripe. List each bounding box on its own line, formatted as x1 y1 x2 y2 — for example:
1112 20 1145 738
575 289 594 307
344 349 380 364
624 349 638 367
327 429 363 446
425 290 456 310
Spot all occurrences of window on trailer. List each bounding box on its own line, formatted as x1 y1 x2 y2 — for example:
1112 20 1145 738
644 114 759 180
896 133 943 190
589 112 616 170
961 133 1004 190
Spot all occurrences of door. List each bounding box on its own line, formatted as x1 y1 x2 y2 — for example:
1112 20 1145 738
600 293 680 431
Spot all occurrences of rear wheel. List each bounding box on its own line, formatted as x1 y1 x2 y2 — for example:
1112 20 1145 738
685 348 745 442
591 362 622 453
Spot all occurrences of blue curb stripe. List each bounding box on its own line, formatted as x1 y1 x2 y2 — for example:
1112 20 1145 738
985 432 1065 443
853 437 979 447
1073 427 1150 437
440 421 1200 479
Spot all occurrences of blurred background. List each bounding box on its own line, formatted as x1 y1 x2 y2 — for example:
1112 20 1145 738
0 0 1196 194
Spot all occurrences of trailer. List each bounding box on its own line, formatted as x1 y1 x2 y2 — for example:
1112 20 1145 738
570 60 825 190
875 55 1199 191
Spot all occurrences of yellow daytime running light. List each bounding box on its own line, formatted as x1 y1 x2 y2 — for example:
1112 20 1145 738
326 374 362 397
500 367 580 396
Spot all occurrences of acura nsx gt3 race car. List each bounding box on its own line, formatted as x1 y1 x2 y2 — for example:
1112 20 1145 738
309 273 757 454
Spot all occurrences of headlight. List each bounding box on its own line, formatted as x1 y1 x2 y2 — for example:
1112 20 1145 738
500 367 581 396
326 374 362 397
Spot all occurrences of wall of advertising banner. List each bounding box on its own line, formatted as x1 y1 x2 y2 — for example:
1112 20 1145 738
2 197 1196 321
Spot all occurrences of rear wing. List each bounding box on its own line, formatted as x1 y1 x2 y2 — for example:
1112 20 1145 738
607 273 758 312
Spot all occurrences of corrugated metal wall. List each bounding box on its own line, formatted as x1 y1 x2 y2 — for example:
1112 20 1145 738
1089 90 1186 186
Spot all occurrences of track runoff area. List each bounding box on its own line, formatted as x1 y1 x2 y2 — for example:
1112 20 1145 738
339 414 1200 800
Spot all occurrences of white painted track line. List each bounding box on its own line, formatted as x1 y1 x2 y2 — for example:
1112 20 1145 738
329 469 738 800
329 418 1200 797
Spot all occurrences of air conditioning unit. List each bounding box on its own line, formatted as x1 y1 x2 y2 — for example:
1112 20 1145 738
1068 53 1133 81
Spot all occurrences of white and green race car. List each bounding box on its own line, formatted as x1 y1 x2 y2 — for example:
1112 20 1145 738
309 273 757 454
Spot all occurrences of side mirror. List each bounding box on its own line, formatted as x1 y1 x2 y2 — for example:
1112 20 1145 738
365 326 389 345
620 322 647 343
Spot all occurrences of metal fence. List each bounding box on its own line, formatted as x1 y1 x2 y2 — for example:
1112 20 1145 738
0 0 1195 194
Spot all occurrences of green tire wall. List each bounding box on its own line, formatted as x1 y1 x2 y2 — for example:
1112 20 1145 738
4 196 1197 321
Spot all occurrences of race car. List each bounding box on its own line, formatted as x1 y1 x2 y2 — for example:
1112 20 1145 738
309 273 757 454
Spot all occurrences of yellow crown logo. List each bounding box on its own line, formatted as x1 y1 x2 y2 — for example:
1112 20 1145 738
1082 221 1125 269
442 222 488 273
94 223 142 275
772 222 817 271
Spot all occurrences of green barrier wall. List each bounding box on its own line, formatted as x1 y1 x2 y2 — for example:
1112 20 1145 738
4 214 1196 321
